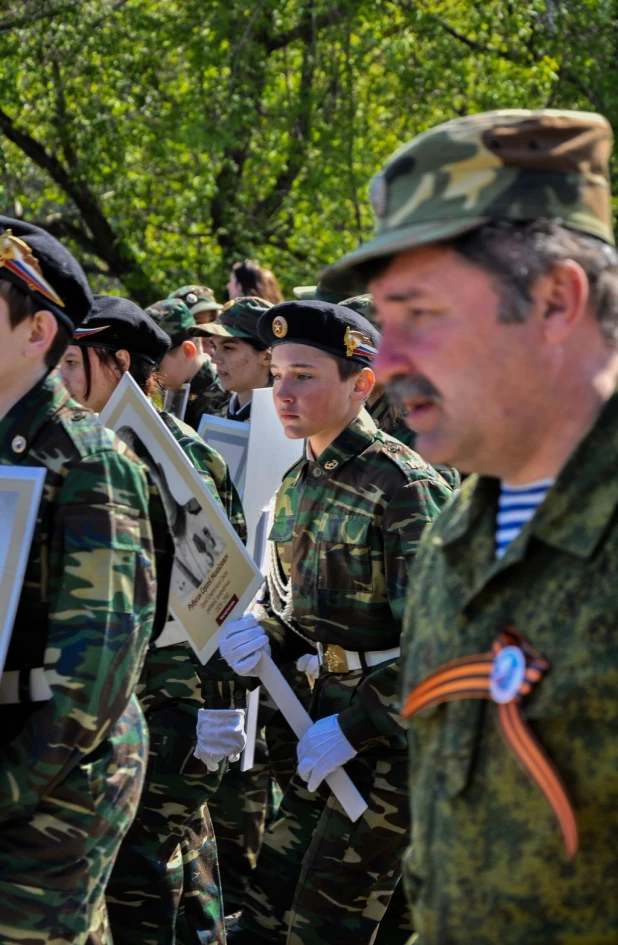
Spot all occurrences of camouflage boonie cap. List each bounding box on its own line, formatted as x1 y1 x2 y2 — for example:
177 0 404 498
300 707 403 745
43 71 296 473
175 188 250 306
327 109 614 279
190 296 273 342
341 294 379 329
145 297 194 345
168 284 221 316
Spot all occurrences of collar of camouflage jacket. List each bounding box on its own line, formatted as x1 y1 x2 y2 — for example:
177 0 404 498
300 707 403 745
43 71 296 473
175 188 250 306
436 390 618 564
0 371 70 463
302 407 378 476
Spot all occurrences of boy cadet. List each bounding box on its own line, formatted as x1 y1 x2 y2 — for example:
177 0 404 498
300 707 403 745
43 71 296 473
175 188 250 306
0 219 156 943
327 109 618 943
214 300 454 944
168 284 223 324
146 297 230 425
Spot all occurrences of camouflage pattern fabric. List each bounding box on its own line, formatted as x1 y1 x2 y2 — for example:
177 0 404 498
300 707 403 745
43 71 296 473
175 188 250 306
106 408 247 945
236 408 453 943
400 390 618 944
327 109 614 281
0 372 156 944
185 360 231 430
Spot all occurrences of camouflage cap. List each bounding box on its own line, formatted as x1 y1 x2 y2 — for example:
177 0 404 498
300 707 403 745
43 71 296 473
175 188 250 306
145 297 194 346
168 284 221 316
293 268 361 303
341 294 379 329
190 296 273 343
327 109 614 279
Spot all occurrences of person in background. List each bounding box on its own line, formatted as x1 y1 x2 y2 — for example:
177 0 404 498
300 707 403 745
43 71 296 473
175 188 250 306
168 285 222 326
227 260 284 305
61 295 246 945
197 297 273 423
146 297 230 428
0 219 156 945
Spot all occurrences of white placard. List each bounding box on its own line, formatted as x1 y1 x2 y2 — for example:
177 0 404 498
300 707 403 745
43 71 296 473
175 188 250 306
0 467 46 678
198 414 250 496
101 373 262 664
243 388 303 560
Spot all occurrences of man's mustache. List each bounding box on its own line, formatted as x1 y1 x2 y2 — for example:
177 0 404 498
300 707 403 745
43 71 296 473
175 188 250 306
385 375 442 407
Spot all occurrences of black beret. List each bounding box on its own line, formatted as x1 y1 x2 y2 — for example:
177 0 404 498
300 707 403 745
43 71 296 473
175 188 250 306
73 295 171 364
257 299 380 366
0 216 93 331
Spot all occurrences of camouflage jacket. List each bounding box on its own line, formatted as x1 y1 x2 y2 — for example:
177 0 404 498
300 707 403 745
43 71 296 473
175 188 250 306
401 391 618 943
257 409 453 751
0 372 156 819
184 360 230 431
369 394 461 492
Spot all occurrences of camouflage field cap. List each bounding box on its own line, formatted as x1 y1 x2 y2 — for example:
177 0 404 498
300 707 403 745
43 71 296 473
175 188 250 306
145 297 194 346
190 296 273 342
168 284 221 316
293 268 360 303
342 294 379 329
327 109 614 279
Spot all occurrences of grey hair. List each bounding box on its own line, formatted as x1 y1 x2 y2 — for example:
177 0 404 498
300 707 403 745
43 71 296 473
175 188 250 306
452 219 618 346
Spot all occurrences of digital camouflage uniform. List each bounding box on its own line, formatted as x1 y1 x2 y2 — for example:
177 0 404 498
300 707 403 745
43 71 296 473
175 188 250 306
0 372 156 945
106 409 247 945
237 409 453 944
401 395 618 943
146 297 230 426
325 109 618 944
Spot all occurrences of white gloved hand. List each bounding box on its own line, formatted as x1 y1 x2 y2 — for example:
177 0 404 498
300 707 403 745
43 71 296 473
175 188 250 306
296 714 357 792
193 708 247 771
296 653 320 683
219 614 270 676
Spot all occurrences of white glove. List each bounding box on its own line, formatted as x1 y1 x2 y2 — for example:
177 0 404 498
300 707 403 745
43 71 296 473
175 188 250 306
193 708 246 771
296 714 357 792
296 653 320 683
219 614 270 676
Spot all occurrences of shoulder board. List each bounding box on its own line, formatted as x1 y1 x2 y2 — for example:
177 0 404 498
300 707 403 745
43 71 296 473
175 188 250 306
57 403 117 460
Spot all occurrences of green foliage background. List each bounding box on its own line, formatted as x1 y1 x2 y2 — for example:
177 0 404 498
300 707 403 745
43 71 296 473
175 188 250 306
0 0 615 303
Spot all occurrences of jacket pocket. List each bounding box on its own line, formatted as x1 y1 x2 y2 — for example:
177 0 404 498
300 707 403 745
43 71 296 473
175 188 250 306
317 515 374 592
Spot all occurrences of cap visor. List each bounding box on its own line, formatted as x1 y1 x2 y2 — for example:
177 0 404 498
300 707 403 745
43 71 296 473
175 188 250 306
293 286 317 300
191 301 221 314
325 216 489 282
188 323 233 338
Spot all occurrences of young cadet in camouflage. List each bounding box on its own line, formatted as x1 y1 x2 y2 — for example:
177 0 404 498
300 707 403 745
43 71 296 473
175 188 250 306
147 296 230 424
329 110 618 943
168 284 222 324
194 296 273 422
0 219 157 944
213 300 454 945
62 296 247 945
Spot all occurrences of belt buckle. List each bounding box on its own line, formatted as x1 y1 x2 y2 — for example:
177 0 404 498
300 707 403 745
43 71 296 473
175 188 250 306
323 644 348 673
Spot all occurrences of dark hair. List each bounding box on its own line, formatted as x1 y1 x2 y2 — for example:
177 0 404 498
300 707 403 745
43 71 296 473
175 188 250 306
232 260 284 304
81 346 161 400
330 352 365 381
451 219 618 346
0 278 70 368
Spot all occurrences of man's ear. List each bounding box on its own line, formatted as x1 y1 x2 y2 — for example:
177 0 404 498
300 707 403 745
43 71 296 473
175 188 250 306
181 339 198 362
261 349 272 367
22 310 59 360
115 349 131 374
535 259 589 345
351 367 375 402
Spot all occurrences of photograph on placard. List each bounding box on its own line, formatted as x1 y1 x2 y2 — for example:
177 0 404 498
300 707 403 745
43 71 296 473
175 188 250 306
101 374 262 664
0 468 47 677
198 413 250 495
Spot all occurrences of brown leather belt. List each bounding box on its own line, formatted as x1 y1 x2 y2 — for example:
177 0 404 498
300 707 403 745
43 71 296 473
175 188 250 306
402 627 578 860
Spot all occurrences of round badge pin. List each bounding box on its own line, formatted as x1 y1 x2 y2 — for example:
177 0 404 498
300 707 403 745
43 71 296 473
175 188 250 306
11 435 26 454
489 645 526 704
272 316 288 339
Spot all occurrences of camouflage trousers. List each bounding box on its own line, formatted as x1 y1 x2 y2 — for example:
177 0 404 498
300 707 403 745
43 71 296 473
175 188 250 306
236 669 410 945
0 696 147 945
106 643 231 945
209 669 312 914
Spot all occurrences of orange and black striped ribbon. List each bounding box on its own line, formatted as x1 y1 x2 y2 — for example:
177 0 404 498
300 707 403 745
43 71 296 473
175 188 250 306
402 628 578 859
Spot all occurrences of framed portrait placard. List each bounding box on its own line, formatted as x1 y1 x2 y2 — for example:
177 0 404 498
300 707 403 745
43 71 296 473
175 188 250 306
198 414 250 496
0 467 46 678
101 373 263 665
